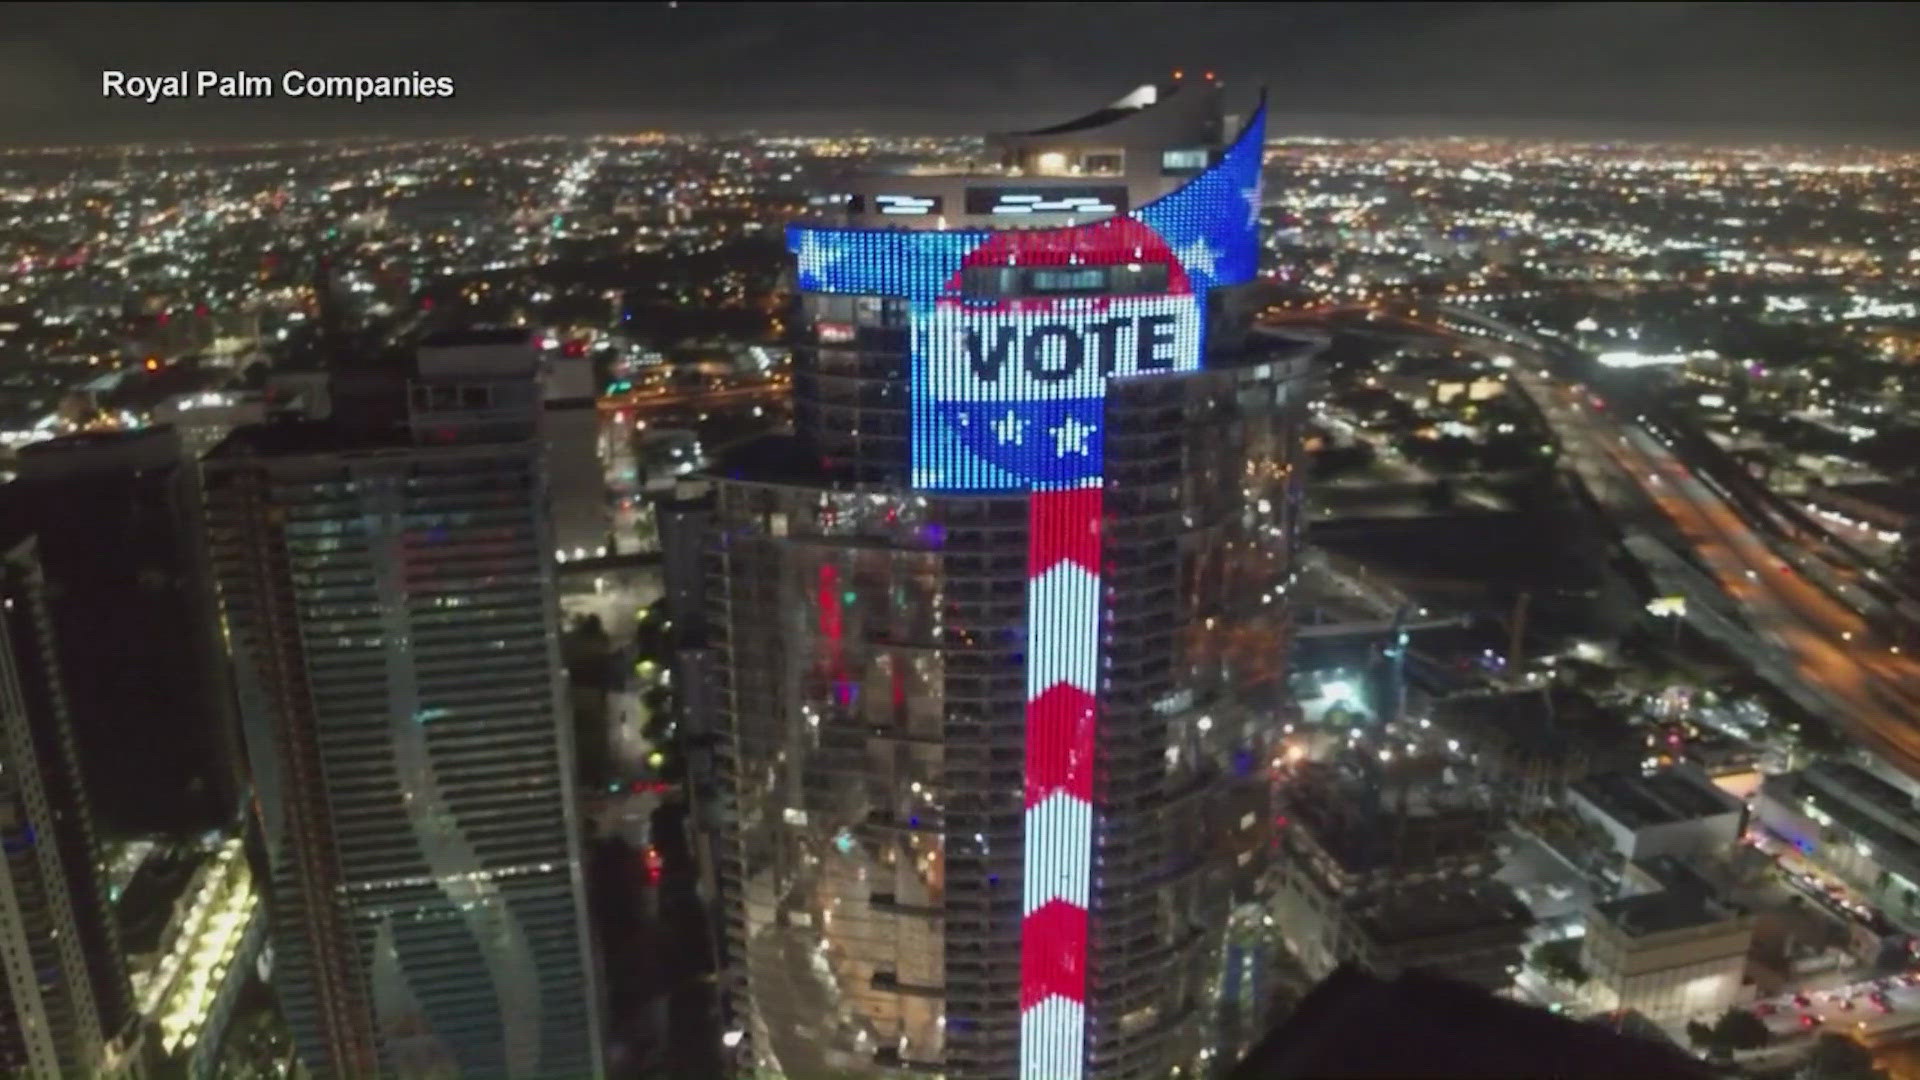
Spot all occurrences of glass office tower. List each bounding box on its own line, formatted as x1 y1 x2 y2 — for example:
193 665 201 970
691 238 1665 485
688 79 1319 1080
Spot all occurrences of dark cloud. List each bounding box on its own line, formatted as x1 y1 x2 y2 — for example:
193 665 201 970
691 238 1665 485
2 1 1916 145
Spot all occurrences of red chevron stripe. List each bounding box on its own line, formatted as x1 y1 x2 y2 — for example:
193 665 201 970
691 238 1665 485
1023 482 1102 1079
1026 487 1103 573
1023 683 1097 808
1019 899 1089 1011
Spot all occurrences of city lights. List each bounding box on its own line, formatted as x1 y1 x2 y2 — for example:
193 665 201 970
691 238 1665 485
5 13 1918 1079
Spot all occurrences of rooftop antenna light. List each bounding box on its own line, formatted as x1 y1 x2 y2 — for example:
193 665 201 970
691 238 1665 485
1173 69 1184 80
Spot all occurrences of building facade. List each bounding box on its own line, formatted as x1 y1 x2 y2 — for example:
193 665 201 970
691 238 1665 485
151 391 271 463
0 525 144 1079
1567 768 1745 865
534 352 607 562
1581 866 1753 1023
1756 760 1920 915
686 79 1319 1080
202 344 604 1079
1270 762 1531 997
11 427 245 840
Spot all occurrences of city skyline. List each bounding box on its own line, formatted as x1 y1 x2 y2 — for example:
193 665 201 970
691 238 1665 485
0 7 1918 1078
5 3 1920 146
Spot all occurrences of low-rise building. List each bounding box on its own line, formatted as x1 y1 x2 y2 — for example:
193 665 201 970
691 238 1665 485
1582 859 1754 1023
1567 766 1745 863
1755 760 1920 915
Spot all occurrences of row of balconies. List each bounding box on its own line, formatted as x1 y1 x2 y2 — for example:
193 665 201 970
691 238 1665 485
802 348 909 382
793 373 910 410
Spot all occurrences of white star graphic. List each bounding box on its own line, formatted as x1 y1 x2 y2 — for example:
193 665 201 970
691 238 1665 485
1241 184 1264 231
993 410 1027 445
1179 237 1218 279
795 231 843 281
1050 416 1094 457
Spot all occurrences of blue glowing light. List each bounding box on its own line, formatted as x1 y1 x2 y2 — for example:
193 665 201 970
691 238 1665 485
786 103 1265 308
788 105 1265 494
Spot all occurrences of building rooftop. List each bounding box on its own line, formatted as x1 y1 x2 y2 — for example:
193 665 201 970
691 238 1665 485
1803 759 1919 818
1593 881 1745 938
1351 884 1533 947
14 425 184 480
16 425 169 456
1629 854 1720 897
1281 761 1501 880
1817 481 1920 519
709 432 837 488
203 416 406 459
1570 768 1739 830
118 847 205 960
1011 83 1171 137
419 327 533 350
1443 687 1634 764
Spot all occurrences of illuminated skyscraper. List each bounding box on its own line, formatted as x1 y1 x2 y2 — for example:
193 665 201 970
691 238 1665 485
682 78 1317 1079
202 336 605 1079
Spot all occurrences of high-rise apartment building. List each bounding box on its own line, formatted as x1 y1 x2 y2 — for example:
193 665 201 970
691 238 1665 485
680 78 1318 1080
0 515 144 1078
11 427 244 839
201 337 604 1079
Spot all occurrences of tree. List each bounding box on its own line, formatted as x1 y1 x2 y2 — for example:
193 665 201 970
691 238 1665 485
641 684 677 744
1710 1007 1770 1054
561 614 612 689
1800 1032 1885 1080
634 598 672 662
1529 938 1589 988
1685 1020 1715 1052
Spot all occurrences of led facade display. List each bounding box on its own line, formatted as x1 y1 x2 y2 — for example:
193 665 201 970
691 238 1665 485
1020 483 1102 1080
787 103 1267 1080
912 290 1199 490
788 100 1265 334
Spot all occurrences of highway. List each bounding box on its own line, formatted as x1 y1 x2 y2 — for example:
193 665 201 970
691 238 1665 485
1605 417 1920 746
1435 308 1920 773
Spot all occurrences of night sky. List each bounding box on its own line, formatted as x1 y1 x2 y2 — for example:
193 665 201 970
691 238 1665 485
4 1 1918 146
